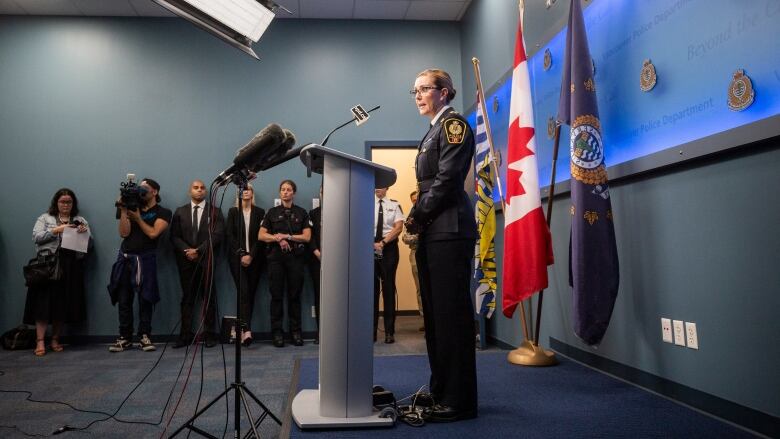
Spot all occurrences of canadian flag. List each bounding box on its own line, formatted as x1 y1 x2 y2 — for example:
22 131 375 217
501 17 554 318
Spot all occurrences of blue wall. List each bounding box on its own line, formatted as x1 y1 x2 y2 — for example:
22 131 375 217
0 16 462 338
459 0 779 418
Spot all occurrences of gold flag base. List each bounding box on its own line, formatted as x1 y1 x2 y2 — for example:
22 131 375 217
507 340 558 367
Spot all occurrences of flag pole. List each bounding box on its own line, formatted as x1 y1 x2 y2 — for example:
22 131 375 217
506 123 560 367
505 0 557 366
534 123 561 346
471 57 532 344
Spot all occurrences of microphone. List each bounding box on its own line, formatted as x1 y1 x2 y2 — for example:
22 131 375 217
257 143 308 171
321 105 380 146
252 129 296 171
214 123 286 184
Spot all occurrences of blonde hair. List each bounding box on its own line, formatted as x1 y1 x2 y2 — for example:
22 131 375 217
235 184 255 208
416 68 456 103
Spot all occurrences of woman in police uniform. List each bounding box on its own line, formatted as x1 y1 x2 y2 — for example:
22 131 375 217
407 68 478 422
258 180 311 347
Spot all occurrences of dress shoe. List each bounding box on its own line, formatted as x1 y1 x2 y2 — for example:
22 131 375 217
425 404 476 423
204 333 218 348
292 332 304 346
241 331 253 347
173 334 193 349
272 333 285 348
384 334 395 344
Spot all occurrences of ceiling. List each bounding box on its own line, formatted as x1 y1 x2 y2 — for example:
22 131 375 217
0 0 473 21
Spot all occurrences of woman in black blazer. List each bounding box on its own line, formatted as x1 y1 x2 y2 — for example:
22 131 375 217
226 184 265 346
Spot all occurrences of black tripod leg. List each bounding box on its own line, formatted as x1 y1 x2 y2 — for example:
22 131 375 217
241 386 282 425
168 386 233 438
237 387 261 439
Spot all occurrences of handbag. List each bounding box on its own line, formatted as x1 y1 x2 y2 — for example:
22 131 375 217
2 325 36 350
23 248 61 287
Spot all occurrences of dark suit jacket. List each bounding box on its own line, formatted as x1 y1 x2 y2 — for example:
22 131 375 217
170 202 225 266
226 205 265 261
411 107 478 241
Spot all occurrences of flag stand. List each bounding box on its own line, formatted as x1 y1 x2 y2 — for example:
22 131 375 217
507 122 561 367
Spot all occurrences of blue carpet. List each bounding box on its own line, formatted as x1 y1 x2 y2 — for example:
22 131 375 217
290 353 757 438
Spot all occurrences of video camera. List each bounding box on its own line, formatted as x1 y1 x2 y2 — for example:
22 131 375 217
115 173 147 211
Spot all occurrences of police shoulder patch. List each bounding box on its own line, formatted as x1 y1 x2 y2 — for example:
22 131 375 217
443 118 465 144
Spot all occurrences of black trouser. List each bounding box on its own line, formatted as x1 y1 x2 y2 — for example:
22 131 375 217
117 264 154 339
416 238 477 414
308 257 321 333
268 252 305 334
228 255 263 329
374 240 399 337
177 260 217 336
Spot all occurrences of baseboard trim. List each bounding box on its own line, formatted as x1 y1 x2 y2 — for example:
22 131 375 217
549 337 778 438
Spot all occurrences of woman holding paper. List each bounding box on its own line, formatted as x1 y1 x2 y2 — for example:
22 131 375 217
24 188 89 356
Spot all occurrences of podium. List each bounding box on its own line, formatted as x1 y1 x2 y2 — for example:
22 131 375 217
291 144 397 429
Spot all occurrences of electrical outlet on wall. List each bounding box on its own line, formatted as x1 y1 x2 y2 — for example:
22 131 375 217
661 318 673 343
685 322 699 349
672 320 686 346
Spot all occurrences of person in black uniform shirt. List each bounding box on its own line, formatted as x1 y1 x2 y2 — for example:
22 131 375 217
307 185 322 344
108 178 172 353
170 180 225 348
406 68 478 422
259 179 311 347
226 183 265 346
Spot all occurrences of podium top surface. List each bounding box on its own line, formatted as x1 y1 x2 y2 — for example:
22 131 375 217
300 144 397 189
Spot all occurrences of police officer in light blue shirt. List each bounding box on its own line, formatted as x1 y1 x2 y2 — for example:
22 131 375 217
373 187 404 344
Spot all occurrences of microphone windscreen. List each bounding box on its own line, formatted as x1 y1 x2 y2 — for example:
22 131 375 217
281 129 296 150
233 123 285 167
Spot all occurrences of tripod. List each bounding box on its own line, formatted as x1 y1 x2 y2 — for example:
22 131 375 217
169 178 281 438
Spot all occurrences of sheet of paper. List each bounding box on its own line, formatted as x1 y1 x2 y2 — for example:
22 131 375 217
61 227 90 253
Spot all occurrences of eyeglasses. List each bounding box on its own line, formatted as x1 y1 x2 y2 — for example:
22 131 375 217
409 86 440 96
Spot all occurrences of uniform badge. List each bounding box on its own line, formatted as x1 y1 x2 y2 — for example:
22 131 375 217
727 69 755 111
570 114 608 185
443 118 465 144
543 49 552 71
639 59 657 92
547 117 556 139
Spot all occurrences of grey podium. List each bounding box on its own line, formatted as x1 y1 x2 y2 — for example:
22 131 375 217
291 144 397 429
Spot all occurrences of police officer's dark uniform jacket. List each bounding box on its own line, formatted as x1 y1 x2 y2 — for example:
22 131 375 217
261 204 311 338
409 105 478 418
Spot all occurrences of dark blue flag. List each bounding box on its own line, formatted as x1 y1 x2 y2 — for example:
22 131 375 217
557 0 619 346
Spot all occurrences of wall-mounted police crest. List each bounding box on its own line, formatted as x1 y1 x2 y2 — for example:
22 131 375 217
543 49 552 71
639 59 657 92
570 115 608 185
547 117 556 139
727 69 755 111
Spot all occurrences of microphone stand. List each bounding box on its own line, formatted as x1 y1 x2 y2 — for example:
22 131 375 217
170 175 280 439
320 105 380 146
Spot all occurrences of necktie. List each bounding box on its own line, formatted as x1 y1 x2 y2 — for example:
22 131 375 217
192 205 200 243
375 199 384 243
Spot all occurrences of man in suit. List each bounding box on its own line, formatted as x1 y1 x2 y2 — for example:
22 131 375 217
170 180 225 348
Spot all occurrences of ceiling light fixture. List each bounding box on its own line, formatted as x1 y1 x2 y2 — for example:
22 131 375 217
152 0 289 60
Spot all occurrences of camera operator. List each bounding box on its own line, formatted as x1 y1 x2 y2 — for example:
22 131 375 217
108 178 172 353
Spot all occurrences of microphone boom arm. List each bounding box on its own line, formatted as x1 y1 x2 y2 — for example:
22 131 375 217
320 105 380 146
